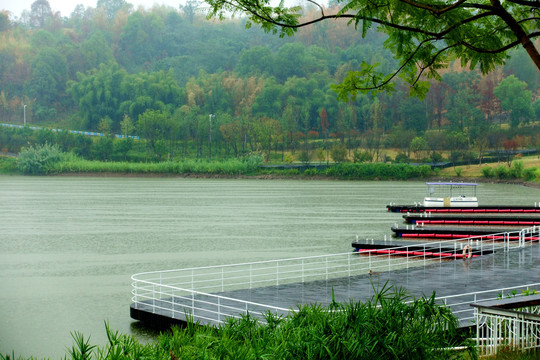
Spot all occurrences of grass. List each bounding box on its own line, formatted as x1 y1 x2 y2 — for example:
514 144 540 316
439 155 540 181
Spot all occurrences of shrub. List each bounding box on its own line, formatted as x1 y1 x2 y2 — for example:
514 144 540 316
454 167 462 177
0 156 17 174
17 143 63 175
430 152 443 163
509 160 524 178
523 167 539 181
394 153 410 163
330 143 347 163
494 165 509 179
298 150 310 164
284 153 294 164
353 150 372 163
481 166 493 178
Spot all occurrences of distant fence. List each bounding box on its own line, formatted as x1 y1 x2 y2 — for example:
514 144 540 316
0 123 140 140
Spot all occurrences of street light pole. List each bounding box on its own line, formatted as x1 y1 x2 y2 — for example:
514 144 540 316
23 104 27 126
209 114 215 160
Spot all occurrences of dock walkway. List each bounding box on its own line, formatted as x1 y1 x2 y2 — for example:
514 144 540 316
131 242 540 328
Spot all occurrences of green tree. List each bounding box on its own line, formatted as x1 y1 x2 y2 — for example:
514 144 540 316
410 136 428 161
206 0 540 99
331 142 347 163
26 48 68 121
137 109 169 155
235 46 274 76
494 75 533 127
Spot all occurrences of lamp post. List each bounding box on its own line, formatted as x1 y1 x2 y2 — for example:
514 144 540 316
209 114 215 160
23 104 27 126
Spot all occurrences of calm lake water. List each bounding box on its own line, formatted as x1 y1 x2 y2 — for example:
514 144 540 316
1 175 539 358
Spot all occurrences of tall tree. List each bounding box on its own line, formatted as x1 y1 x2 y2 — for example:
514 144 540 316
29 0 52 28
494 75 533 127
206 0 540 99
97 0 131 20
179 0 200 24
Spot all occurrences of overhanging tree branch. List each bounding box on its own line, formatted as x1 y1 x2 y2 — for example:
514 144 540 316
206 0 540 97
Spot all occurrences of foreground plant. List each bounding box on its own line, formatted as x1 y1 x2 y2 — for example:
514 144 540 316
1 284 478 360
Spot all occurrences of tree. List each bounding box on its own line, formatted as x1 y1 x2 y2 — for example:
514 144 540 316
0 11 11 32
30 0 52 28
494 75 533 127
137 109 169 155
206 0 540 99
26 48 68 121
97 0 131 20
179 0 200 24
410 136 428 161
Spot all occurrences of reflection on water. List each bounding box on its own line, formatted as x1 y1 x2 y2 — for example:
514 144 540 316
0 176 538 358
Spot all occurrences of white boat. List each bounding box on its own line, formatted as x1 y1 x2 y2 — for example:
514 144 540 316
423 182 478 208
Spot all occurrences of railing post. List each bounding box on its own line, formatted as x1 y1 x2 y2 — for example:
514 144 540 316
348 254 351 278
222 268 224 292
132 281 138 309
152 284 156 313
250 264 253 289
276 262 279 286
172 291 175 319
326 257 328 281
302 259 304 283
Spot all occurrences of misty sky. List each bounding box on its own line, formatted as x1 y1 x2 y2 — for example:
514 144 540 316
2 0 186 18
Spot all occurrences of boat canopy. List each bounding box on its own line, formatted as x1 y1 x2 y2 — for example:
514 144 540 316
425 182 478 200
425 182 477 186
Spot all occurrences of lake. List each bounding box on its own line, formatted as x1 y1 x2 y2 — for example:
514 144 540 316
0 176 538 358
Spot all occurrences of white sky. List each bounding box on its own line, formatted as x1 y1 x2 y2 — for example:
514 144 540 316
2 0 186 18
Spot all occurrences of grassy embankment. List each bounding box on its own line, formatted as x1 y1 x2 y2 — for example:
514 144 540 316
1 144 539 183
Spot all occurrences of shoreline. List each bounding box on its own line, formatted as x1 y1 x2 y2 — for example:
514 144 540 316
46 171 540 188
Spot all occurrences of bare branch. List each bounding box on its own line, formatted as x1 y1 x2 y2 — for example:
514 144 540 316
306 0 325 17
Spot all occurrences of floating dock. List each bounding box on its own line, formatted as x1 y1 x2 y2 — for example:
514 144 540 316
387 205 540 213
350 242 494 258
391 224 539 240
403 213 540 226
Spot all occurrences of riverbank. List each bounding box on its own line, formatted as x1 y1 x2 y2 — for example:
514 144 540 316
2 153 539 186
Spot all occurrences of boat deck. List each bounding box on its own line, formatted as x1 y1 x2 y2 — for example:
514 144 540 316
404 213 540 226
387 205 540 213
391 225 539 239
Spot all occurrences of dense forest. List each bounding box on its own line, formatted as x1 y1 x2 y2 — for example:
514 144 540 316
0 0 539 163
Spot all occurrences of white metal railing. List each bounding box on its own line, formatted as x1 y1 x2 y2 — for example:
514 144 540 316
131 227 539 325
435 284 540 326
475 301 540 355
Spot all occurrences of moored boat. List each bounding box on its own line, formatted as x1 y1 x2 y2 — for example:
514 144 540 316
423 182 478 207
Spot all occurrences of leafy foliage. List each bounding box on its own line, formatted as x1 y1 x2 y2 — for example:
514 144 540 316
2 285 476 360
16 143 63 175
